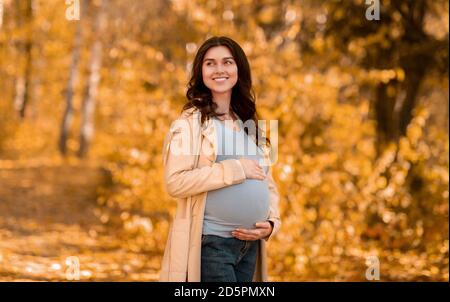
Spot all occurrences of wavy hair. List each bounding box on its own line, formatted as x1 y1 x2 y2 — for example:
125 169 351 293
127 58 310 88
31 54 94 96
183 36 269 147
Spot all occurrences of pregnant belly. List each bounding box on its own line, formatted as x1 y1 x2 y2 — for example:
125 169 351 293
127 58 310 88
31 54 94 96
203 178 270 230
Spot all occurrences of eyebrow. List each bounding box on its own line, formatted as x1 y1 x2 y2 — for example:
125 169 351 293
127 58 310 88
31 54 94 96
203 57 235 62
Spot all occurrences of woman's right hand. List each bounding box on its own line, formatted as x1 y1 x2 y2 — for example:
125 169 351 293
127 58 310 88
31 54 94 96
238 158 266 180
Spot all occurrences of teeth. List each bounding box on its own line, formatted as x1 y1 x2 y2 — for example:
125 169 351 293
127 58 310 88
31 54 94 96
213 77 228 82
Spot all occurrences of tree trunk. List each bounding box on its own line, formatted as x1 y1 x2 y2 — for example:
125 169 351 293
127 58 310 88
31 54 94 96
78 0 105 158
59 20 82 155
373 1 433 150
0 0 4 29
14 0 33 119
373 80 398 152
398 62 427 136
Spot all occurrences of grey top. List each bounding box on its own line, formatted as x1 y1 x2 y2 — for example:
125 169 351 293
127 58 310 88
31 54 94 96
202 117 270 238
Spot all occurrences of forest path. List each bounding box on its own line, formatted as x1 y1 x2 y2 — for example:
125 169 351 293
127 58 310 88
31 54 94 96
0 161 159 281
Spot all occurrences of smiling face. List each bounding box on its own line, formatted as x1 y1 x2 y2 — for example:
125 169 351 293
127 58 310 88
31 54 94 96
202 46 238 96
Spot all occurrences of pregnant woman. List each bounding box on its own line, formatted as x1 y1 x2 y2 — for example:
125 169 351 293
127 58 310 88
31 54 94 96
159 36 281 282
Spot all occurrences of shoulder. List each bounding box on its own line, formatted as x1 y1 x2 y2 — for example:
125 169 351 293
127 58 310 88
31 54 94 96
180 106 200 119
169 107 201 134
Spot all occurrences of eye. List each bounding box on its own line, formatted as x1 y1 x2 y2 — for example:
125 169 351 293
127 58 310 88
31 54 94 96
225 60 233 65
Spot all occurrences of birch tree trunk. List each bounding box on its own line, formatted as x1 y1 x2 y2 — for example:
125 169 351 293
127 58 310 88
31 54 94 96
78 0 105 158
0 0 4 29
14 0 33 119
59 20 82 155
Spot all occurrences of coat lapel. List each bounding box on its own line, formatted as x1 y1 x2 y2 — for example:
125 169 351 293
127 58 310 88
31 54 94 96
200 116 217 161
190 107 272 166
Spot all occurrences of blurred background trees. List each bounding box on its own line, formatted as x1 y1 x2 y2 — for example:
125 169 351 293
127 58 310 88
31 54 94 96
0 0 448 281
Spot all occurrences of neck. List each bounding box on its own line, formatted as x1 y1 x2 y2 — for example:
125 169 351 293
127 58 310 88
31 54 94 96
212 91 232 114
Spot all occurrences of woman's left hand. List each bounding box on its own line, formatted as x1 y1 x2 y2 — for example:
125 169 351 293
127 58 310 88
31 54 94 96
231 221 273 241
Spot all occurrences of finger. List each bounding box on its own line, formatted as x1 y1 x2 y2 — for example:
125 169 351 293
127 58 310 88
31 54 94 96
236 228 260 235
234 234 249 241
251 173 264 180
234 228 254 235
255 222 270 229
232 231 256 240
234 229 260 239
231 233 241 239
234 233 258 241
231 231 251 240
253 171 265 179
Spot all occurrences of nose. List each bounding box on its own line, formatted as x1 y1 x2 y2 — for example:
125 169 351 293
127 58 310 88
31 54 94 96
215 63 225 73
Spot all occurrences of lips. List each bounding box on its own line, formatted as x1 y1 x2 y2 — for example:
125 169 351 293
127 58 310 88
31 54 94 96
213 77 229 82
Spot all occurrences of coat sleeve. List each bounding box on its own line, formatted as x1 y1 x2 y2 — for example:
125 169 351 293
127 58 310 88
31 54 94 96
163 120 246 199
264 161 281 241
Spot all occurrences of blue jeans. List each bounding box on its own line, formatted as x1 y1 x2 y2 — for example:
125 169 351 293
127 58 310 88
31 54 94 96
201 234 258 282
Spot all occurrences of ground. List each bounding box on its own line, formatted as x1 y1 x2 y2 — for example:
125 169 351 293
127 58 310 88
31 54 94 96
0 160 160 281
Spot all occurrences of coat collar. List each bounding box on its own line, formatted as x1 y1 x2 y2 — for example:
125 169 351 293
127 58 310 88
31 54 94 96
182 107 217 153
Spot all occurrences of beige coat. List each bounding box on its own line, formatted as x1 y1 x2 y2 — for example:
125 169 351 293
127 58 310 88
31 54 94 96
159 107 281 282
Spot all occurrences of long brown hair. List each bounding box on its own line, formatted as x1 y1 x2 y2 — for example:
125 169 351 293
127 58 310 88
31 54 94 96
183 36 269 147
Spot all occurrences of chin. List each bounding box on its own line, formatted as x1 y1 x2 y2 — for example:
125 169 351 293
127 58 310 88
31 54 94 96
212 88 232 94
208 85 234 94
